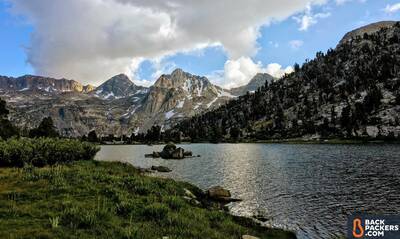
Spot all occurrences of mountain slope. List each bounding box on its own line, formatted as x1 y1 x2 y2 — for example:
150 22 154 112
339 21 397 45
230 73 275 96
172 21 400 141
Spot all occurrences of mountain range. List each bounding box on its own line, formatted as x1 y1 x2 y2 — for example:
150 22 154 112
0 68 272 137
1 21 399 140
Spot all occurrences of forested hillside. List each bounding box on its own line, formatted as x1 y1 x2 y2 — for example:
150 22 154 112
170 22 400 142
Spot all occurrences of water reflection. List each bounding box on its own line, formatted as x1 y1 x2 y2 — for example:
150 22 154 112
96 143 400 239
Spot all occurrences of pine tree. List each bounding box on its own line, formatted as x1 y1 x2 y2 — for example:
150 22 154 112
88 130 98 143
29 117 59 138
0 98 19 139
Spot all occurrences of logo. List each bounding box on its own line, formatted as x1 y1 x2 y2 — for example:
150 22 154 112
348 214 400 239
353 218 364 238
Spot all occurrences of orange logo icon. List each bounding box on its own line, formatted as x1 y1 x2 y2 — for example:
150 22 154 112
353 218 364 238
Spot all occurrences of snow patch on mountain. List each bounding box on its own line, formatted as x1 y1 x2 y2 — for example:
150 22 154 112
165 110 175 120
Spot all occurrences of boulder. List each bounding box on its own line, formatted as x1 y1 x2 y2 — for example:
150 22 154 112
184 188 197 199
137 167 152 173
151 166 172 173
152 151 161 158
147 143 197 159
207 186 231 199
183 151 193 157
171 147 185 159
160 143 177 159
145 152 161 158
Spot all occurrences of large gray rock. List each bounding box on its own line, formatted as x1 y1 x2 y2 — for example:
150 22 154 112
172 147 184 159
207 186 231 199
160 143 177 158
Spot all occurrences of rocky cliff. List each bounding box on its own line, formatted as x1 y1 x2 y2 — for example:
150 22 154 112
0 75 94 94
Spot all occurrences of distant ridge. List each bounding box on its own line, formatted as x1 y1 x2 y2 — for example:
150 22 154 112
339 21 398 45
230 73 275 96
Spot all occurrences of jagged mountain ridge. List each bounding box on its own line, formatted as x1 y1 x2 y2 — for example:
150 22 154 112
0 69 263 137
0 75 94 94
136 69 237 131
172 21 400 141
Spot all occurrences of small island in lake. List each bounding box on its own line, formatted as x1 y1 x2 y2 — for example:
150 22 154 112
145 143 198 159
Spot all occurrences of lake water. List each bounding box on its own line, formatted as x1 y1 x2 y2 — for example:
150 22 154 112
95 143 400 239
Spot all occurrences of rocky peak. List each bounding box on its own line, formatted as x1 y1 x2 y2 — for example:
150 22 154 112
154 69 214 94
339 21 397 45
247 73 275 90
142 69 234 123
95 74 146 99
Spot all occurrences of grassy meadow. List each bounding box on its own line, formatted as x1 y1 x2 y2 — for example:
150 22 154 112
0 138 295 239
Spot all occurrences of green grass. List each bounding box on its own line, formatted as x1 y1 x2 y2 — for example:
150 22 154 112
0 160 296 239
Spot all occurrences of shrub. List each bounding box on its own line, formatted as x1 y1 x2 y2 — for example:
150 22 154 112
0 137 100 167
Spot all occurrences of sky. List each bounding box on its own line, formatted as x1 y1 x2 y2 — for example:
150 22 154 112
0 0 399 88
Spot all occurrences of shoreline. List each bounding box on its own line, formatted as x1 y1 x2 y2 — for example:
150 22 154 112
0 160 296 239
100 138 400 146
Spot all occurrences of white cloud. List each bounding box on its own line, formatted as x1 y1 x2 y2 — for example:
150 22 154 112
265 63 294 79
385 3 400 14
293 4 331 31
8 0 327 86
214 57 293 89
289 40 304 50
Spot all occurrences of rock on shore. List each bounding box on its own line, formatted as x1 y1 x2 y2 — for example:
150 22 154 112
146 143 195 159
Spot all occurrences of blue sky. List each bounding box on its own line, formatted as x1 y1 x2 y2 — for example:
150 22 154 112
0 0 399 87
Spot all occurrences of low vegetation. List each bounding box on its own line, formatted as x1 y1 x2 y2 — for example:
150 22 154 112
0 137 100 167
0 160 295 239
